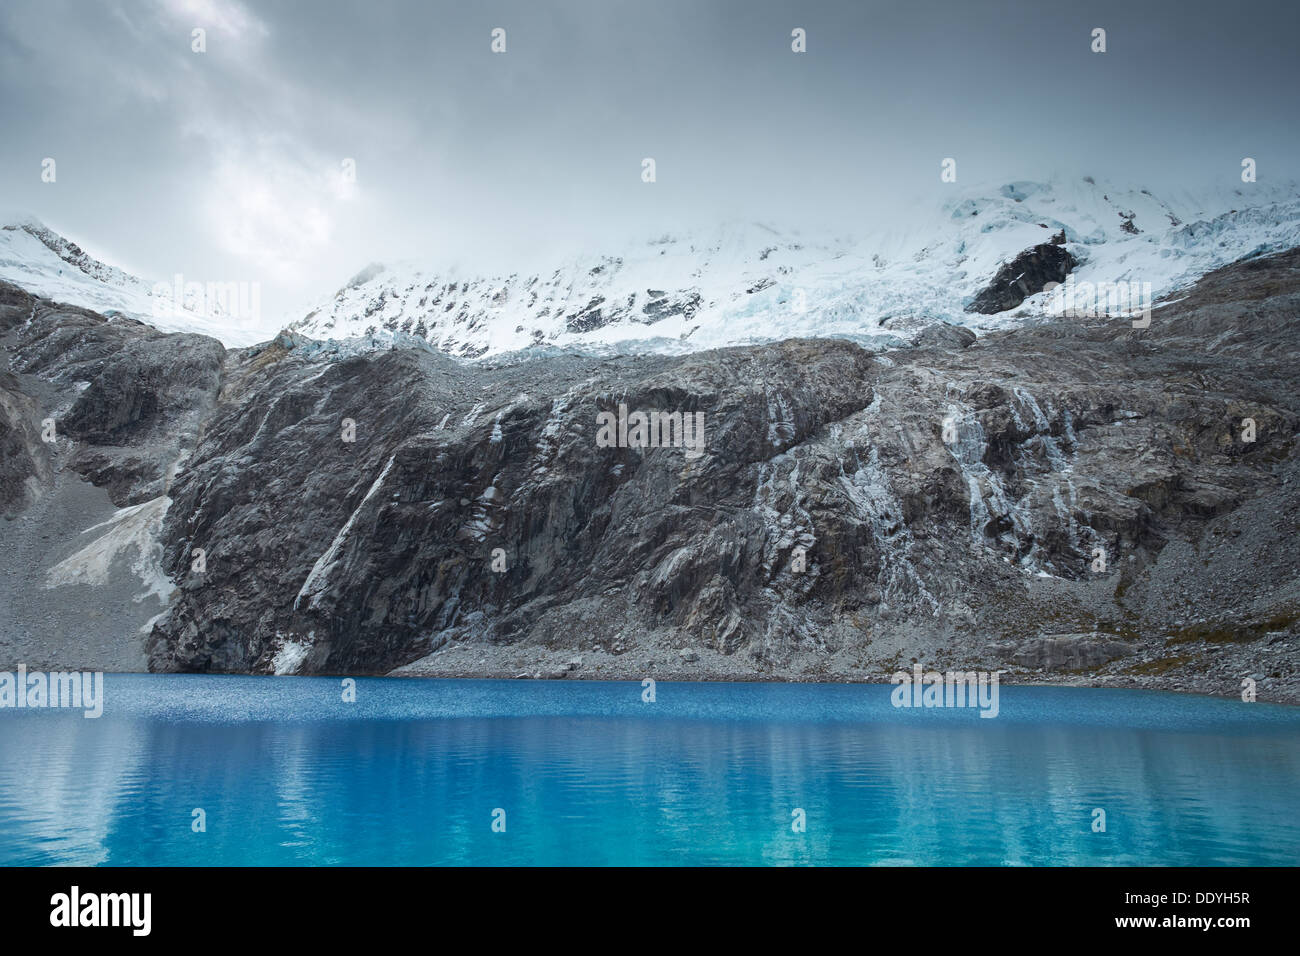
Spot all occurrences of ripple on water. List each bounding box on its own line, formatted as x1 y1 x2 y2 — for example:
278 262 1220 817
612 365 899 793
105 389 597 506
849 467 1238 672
0 676 1297 865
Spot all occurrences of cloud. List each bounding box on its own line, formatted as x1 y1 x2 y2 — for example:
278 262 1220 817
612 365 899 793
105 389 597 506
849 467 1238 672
205 145 337 280
153 0 269 42
1 0 1297 321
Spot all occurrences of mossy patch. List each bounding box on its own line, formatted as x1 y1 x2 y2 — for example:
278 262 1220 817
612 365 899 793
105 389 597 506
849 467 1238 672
247 341 290 374
1165 606 1299 645
1126 655 1197 676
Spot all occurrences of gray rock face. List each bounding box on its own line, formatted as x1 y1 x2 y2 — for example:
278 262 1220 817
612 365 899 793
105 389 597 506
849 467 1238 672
0 285 48 514
912 323 977 350
2 248 1299 701
965 233 1077 314
0 368 50 514
1012 634 1137 671
3 293 223 506
147 334 879 673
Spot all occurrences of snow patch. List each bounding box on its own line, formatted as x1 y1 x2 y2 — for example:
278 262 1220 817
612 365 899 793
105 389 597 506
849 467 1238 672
45 496 175 604
294 455 396 610
271 632 314 675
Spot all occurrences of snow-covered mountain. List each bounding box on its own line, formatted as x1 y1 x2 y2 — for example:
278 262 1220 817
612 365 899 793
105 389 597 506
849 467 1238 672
288 177 1300 359
0 218 266 346
5 176 1298 357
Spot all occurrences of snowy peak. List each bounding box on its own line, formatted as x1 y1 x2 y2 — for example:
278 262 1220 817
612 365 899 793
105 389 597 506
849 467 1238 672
2 218 153 297
0 218 266 346
290 177 1300 359
4 177 1297 358
293 221 848 358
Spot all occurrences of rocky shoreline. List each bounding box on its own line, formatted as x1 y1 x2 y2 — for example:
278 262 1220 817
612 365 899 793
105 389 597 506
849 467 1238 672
390 630 1300 705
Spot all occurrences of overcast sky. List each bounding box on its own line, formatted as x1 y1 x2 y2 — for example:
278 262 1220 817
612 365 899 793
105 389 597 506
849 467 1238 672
2 0 1297 319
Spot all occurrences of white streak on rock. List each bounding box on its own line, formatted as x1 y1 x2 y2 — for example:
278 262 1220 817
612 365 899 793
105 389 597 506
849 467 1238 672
295 455 396 610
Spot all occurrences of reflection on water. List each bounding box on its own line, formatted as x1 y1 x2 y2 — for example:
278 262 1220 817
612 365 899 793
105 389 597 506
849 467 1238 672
1 677 1297 865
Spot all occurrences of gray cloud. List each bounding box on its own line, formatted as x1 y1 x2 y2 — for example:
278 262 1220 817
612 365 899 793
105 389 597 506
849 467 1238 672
2 0 1297 320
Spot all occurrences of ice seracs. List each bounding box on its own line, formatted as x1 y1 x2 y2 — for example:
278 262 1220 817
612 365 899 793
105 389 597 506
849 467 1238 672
5 175 1297 357
288 176 1300 359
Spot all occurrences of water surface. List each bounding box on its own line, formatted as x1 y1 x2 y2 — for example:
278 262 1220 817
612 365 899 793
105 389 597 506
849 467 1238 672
1 676 1297 865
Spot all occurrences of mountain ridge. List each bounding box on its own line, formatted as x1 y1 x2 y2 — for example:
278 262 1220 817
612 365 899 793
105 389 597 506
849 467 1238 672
2 244 1298 700
5 177 1298 357
287 177 1300 358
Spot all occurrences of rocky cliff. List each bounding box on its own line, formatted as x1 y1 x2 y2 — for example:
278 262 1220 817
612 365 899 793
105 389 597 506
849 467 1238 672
2 248 1298 700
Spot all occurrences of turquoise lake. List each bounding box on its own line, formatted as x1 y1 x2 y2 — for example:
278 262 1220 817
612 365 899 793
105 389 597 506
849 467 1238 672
1 676 1297 866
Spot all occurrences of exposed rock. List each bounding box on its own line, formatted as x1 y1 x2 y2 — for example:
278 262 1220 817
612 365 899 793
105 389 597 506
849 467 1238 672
912 323 977 350
3 287 223 505
1013 633 1137 671
965 235 1077 314
0 369 50 514
2 248 1299 702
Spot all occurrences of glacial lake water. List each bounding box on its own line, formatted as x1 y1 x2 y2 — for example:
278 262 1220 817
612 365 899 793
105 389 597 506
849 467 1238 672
1 676 1298 866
